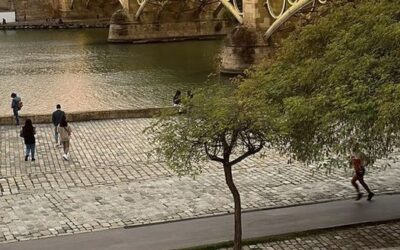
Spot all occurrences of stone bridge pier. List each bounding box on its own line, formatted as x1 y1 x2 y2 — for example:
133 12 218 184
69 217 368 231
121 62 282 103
221 0 326 74
220 0 272 74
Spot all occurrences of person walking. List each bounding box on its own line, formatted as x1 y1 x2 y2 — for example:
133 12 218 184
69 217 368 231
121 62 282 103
57 116 72 161
52 104 65 146
350 147 374 201
10 93 22 125
20 119 36 161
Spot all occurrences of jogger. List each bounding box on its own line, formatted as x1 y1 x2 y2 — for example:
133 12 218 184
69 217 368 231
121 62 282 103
351 148 374 201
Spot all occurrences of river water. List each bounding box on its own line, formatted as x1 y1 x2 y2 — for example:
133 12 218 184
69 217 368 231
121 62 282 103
0 29 222 115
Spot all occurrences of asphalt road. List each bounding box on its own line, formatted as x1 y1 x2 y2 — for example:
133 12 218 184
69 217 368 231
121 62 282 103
1 194 399 250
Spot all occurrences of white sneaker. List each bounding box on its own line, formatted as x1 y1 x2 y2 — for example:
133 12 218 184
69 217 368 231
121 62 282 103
62 154 69 161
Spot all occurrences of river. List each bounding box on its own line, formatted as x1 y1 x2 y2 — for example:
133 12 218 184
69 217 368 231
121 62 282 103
0 29 223 115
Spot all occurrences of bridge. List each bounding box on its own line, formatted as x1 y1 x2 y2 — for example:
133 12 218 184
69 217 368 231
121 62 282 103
110 0 327 73
1 0 326 73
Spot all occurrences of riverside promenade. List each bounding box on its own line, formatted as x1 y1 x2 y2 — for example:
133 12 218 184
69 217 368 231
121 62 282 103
0 118 400 246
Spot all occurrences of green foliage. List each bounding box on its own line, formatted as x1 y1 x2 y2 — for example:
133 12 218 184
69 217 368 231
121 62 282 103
240 0 400 169
146 84 269 177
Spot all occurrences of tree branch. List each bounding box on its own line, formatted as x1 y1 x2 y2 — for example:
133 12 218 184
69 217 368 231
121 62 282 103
229 142 264 166
204 143 224 163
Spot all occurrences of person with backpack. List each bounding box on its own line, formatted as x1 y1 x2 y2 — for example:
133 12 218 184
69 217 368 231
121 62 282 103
52 104 66 146
20 119 36 161
10 93 22 125
57 116 72 161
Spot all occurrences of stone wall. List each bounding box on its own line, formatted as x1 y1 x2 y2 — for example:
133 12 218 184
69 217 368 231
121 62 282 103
11 0 122 21
0 0 12 11
0 107 169 125
14 0 57 21
59 0 120 20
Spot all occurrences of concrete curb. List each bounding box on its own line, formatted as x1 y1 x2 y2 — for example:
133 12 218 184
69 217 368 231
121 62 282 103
0 107 172 125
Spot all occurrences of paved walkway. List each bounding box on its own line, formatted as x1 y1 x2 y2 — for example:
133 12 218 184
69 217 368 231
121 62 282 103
0 118 399 244
226 220 400 250
1 194 400 250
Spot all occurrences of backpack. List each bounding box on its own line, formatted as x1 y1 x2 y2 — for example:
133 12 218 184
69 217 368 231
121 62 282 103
18 100 23 110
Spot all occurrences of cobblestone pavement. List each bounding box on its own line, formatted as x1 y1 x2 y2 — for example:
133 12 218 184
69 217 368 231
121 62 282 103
220 220 400 250
0 118 399 244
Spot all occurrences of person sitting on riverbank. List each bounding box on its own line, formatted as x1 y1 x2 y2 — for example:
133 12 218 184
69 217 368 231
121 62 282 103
20 119 36 162
52 104 66 147
187 90 193 99
173 90 181 107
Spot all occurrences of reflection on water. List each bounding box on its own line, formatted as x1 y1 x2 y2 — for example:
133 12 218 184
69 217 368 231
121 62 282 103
0 29 223 115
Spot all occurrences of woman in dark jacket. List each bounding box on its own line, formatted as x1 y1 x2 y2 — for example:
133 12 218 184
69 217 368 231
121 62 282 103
21 119 36 161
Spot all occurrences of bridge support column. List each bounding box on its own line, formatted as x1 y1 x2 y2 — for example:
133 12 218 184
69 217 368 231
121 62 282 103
220 0 273 74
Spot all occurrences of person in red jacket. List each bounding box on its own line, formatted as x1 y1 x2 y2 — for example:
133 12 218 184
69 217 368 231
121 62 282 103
351 147 374 201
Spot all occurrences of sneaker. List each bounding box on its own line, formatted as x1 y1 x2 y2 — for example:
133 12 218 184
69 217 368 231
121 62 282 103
355 193 363 201
367 193 375 201
25 155 28 161
62 154 69 161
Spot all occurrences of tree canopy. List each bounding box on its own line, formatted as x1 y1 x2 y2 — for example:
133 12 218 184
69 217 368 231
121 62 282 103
147 84 270 176
240 0 400 169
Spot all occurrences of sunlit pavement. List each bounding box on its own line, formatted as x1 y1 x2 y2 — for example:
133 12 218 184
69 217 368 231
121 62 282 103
0 118 399 244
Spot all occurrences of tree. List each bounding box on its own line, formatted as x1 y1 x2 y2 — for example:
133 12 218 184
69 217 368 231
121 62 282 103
146 85 274 249
148 0 399 248
239 0 400 169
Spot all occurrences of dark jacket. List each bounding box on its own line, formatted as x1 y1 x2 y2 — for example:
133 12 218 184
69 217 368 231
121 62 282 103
21 126 36 145
52 110 65 126
11 96 21 111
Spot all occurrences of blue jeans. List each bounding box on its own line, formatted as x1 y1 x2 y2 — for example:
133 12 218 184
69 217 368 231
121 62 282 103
25 144 35 159
13 109 19 125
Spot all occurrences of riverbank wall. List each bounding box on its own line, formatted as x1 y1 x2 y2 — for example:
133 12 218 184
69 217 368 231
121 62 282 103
0 21 109 29
0 108 171 125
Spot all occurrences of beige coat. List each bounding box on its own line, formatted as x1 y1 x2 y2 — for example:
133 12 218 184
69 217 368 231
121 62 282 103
57 125 72 142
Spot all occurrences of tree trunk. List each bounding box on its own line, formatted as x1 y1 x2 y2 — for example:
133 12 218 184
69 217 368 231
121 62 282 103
224 164 242 250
